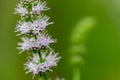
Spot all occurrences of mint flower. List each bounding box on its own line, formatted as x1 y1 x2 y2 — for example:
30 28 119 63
15 0 49 16
24 51 61 74
31 16 53 34
18 34 56 53
15 0 62 79
32 1 49 14
15 4 28 16
15 15 53 36
15 21 31 36
36 34 56 47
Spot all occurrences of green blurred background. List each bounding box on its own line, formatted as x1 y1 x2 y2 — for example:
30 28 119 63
0 0 120 80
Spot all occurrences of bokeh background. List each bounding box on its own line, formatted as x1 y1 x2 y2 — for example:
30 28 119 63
0 0 120 80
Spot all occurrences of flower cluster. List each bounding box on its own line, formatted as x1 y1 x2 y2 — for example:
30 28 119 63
15 15 53 36
15 0 61 79
25 51 61 74
17 34 56 53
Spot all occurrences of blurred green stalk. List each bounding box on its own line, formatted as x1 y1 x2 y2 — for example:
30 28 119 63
73 67 81 80
69 17 96 80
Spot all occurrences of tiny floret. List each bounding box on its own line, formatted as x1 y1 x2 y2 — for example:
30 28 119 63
36 34 56 47
15 4 28 16
15 21 32 36
31 15 53 34
32 1 50 14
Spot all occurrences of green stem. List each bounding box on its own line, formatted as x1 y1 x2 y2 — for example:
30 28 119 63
38 76 43 80
43 73 48 80
38 50 42 63
73 67 80 80
38 50 48 80
38 72 43 80
38 50 43 80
